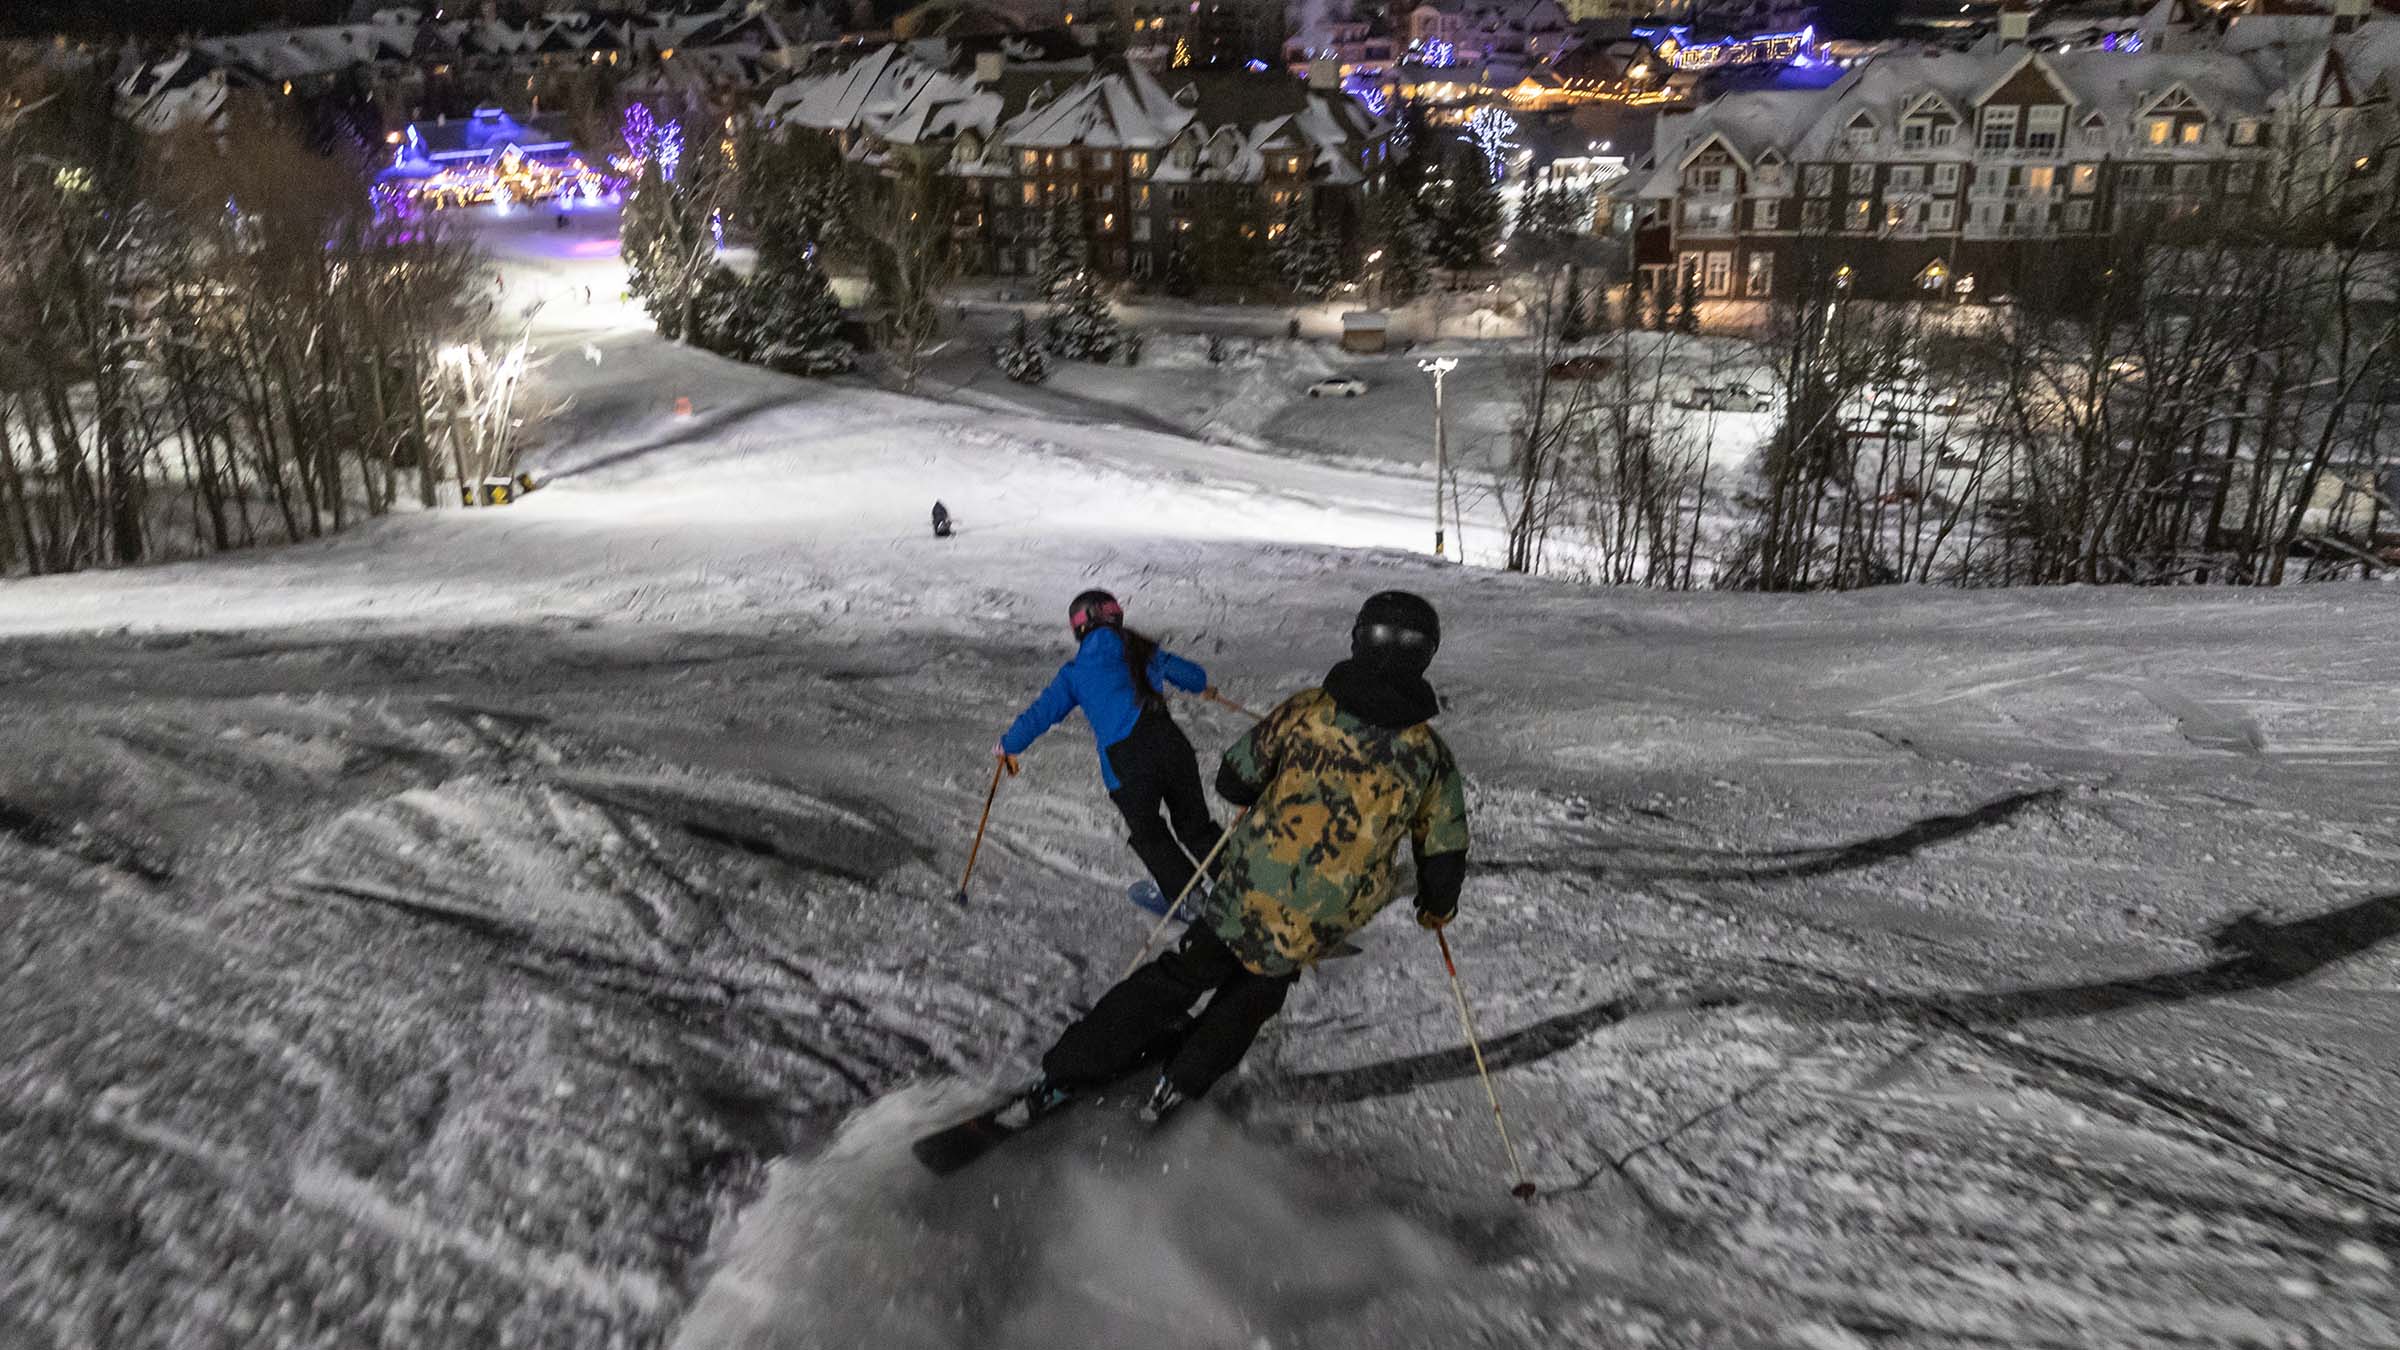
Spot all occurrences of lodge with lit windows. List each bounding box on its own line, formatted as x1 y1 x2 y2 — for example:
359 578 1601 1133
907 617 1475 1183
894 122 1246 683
1619 0 2400 303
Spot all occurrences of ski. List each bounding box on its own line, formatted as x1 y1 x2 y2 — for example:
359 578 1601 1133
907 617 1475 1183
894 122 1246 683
910 1083 1076 1177
911 1015 1193 1177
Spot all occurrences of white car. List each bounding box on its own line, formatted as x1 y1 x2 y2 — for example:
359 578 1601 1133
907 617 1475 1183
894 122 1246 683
1307 376 1368 398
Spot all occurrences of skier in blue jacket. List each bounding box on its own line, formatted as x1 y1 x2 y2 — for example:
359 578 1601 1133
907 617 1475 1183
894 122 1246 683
1000 589 1222 903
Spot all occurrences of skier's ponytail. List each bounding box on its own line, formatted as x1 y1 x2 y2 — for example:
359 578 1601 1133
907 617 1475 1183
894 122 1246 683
1120 627 1168 712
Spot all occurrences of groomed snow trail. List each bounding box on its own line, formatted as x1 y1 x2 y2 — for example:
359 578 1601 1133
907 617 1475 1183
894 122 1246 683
0 212 2395 1349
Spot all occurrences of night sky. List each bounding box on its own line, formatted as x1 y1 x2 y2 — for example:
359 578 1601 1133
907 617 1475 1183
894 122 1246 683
3 2 361 40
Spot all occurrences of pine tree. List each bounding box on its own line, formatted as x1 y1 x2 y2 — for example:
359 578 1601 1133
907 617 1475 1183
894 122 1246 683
1273 199 1340 301
996 312 1050 383
1036 199 1090 301
691 263 746 354
1043 270 1123 362
748 251 855 375
1648 267 1671 330
1430 171 1500 275
1675 261 1701 333
1560 266 1586 344
1371 190 1432 305
1162 231 1199 298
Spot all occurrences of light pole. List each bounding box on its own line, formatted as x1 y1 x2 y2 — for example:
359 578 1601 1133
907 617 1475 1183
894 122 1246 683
1419 356 1457 558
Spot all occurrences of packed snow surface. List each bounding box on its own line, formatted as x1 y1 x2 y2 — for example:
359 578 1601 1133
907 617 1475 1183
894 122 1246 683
1 211 2396 1349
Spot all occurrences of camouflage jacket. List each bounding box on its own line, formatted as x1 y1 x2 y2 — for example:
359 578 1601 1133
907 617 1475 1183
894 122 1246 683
1208 681 1469 976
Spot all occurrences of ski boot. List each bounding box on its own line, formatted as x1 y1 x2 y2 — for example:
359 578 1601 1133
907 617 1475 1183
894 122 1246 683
1136 1074 1188 1127
993 1076 1074 1131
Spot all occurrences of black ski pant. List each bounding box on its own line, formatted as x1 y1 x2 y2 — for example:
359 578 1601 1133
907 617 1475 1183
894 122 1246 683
1043 926 1297 1099
1104 708 1221 902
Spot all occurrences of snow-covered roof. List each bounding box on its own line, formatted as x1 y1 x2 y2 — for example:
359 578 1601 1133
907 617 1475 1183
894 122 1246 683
1625 15 2400 197
117 4 798 131
771 51 1391 185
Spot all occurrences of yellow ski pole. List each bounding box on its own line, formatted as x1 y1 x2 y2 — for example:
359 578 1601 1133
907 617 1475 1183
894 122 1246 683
1433 925 1537 1201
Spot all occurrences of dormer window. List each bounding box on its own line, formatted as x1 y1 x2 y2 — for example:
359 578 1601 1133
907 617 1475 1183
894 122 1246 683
2025 105 2063 152
1173 82 1198 106
1845 113 1876 150
1979 104 2018 152
2080 114 2107 146
1903 118 1928 150
2232 119 2261 146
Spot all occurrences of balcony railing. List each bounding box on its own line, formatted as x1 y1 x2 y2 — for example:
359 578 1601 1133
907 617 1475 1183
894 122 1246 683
1974 141 2067 161
1967 183 2063 203
1962 220 2058 239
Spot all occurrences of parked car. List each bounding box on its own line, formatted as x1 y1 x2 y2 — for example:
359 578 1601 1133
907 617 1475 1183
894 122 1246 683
1676 382 1772 413
1307 376 1368 398
1548 355 1617 382
1872 383 1966 416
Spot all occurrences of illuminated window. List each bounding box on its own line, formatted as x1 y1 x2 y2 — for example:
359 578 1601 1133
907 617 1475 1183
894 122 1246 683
2145 117 2172 146
1129 151 1151 176
2178 120 2203 145
2071 163 2098 193
1845 198 1870 230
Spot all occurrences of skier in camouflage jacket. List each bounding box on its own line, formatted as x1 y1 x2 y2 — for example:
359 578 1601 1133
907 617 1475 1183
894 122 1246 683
1039 591 1469 1120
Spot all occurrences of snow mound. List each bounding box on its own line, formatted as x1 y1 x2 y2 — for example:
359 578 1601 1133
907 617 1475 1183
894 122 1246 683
671 1082 1465 1349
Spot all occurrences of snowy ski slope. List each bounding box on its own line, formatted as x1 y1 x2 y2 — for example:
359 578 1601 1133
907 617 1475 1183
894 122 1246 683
0 213 2395 1350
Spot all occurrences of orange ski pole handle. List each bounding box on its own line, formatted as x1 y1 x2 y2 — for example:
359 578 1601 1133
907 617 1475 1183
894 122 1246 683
955 754 1016 905
1434 926 1538 1202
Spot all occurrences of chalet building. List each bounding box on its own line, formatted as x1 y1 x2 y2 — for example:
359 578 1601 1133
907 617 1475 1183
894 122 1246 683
767 44 1392 282
115 5 805 133
1619 2 2400 303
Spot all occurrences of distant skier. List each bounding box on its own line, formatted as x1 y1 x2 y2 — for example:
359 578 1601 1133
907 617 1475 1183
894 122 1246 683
1031 591 1469 1124
932 501 953 538
999 590 1220 905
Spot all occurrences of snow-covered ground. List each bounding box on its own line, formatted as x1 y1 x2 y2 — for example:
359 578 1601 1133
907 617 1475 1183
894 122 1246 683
3 209 2397 1350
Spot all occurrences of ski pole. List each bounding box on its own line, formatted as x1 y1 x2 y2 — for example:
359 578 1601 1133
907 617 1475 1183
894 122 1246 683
955 754 1016 906
1121 803 1251 980
1433 926 1537 1202
1200 688 1264 722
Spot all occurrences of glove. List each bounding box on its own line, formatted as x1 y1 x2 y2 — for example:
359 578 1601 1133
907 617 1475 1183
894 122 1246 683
993 744 1021 775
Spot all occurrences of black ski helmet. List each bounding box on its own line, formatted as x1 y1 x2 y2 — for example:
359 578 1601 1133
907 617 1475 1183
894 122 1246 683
1069 588 1124 640
1351 590 1440 675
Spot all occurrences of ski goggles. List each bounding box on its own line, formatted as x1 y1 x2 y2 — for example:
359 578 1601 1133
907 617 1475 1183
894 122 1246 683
1356 622 1436 653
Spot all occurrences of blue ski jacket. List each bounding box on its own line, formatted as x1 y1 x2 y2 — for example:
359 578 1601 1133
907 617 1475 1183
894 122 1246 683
1001 628 1208 789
